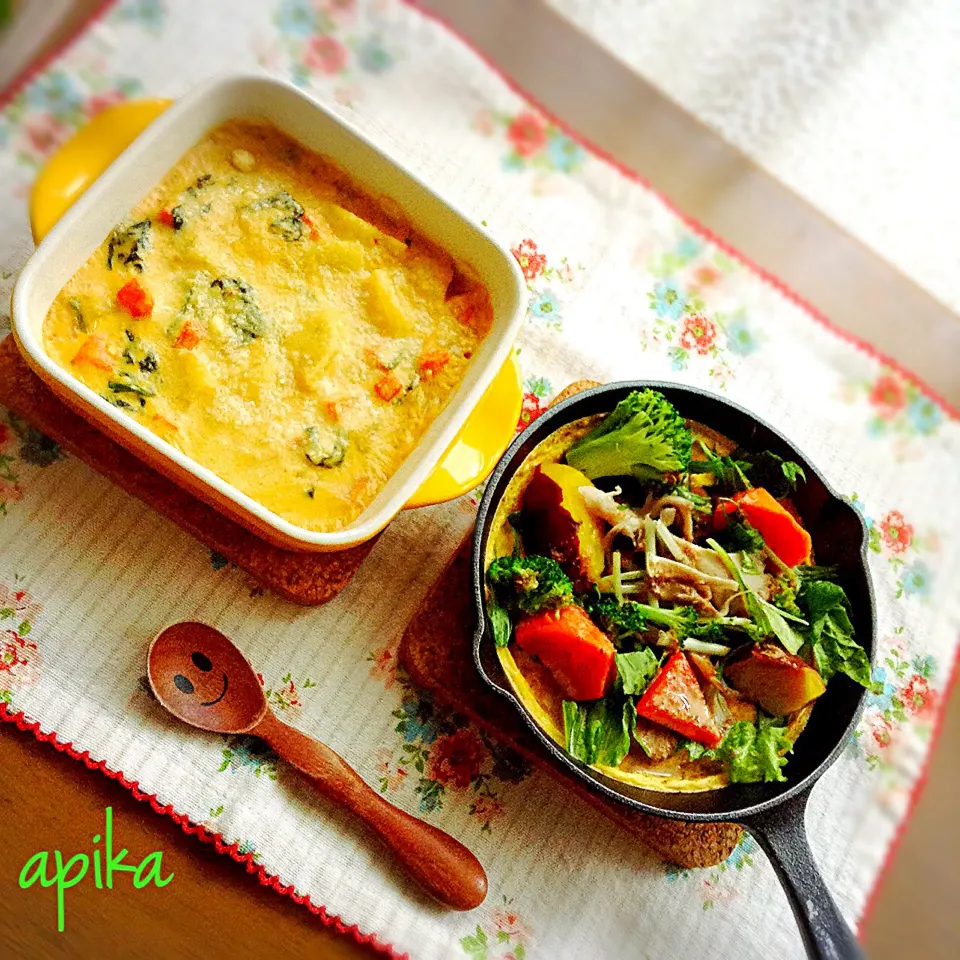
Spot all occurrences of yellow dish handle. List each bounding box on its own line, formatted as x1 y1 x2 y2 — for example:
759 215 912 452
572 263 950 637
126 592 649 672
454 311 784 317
29 99 522 509
30 99 172 244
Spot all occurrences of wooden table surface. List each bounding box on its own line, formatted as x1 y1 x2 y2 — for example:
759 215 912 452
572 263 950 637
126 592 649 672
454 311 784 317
0 727 376 959
1 2 957 958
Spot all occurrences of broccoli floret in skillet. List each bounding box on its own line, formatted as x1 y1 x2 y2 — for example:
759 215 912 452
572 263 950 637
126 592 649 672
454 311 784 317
487 555 573 615
585 594 754 647
583 594 651 644
584 595 699 642
638 603 701 637
565 389 692 483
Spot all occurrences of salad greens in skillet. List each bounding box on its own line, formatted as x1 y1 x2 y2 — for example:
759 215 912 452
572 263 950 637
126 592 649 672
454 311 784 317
485 389 877 791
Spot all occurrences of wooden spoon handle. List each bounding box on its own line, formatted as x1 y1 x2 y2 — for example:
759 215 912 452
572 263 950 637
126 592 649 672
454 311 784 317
257 712 487 910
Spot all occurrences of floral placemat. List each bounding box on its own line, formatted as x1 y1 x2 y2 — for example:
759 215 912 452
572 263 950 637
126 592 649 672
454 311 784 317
1 2 958 958
546 0 960 316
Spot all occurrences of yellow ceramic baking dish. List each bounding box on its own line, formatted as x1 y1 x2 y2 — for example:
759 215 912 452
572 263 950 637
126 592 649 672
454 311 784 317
12 75 526 550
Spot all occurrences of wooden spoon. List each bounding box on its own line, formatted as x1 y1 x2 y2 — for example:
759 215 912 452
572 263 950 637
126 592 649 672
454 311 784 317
147 621 487 910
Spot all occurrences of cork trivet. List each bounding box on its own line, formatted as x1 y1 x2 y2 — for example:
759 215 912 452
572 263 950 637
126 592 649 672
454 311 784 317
548 379 603 406
0 336 375 605
399 378 741 869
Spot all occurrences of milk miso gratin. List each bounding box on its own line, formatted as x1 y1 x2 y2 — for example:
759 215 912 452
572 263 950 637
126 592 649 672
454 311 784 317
42 119 492 532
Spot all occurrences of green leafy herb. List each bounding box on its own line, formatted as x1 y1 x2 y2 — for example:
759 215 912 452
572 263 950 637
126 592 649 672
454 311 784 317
760 601 807 655
797 564 839 584
487 554 573 615
68 298 86 332
565 389 692 482
210 277 267 343
694 440 752 493
615 648 660 695
740 450 806 497
488 603 512 648
695 445 805 498
106 220 151 272
707 538 806 654
708 717 793 783
681 739 708 760
120 331 159 376
120 344 158 390
138 353 158 374
169 175 213 230
562 698 633 767
186 173 213 196
781 460 806 488
303 426 348 468
724 515 766 553
107 378 155 399
798 580 878 690
252 190 306 241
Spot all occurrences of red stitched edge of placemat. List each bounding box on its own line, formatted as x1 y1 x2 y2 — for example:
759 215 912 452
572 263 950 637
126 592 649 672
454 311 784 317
0 0 957 953
0 702 406 960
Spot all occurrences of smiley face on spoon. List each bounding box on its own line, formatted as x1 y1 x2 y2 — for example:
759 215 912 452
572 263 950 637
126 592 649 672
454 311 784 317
147 621 487 910
180 650 227 705
147 622 267 734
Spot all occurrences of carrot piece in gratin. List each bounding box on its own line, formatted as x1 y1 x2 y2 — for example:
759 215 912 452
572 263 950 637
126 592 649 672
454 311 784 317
116 279 154 319
374 371 403 402
172 321 202 350
71 334 114 371
418 350 450 379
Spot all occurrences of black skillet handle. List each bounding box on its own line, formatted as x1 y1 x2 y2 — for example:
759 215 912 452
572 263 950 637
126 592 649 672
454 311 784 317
744 789 866 960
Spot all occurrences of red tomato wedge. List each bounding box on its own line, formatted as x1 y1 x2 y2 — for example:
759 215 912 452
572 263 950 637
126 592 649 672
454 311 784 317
514 605 616 701
157 208 175 227
733 487 812 567
116 279 154 318
635 651 721 747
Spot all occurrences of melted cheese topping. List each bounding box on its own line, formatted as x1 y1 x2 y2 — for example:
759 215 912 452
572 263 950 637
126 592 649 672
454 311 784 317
43 120 492 531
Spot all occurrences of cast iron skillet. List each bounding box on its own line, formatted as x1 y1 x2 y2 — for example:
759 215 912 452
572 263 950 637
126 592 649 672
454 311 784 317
471 382 874 960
